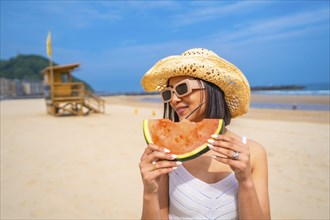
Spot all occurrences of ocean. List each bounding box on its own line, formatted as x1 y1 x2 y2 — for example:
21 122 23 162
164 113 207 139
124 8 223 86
251 82 329 95
140 83 330 111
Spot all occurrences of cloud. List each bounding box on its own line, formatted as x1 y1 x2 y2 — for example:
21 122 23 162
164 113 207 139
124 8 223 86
207 7 329 46
170 1 271 27
243 7 328 34
63 1 180 29
113 0 180 10
35 2 122 29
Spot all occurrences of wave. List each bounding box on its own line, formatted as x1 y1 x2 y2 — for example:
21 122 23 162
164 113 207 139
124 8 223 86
252 90 330 96
250 103 329 111
140 94 329 111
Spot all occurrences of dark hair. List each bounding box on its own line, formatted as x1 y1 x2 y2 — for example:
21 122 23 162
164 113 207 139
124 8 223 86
203 80 231 126
163 79 231 126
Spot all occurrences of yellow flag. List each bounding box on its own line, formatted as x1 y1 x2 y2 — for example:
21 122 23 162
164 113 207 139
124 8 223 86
46 31 52 57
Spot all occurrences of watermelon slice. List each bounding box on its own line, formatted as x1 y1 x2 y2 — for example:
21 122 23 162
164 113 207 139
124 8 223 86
143 119 224 162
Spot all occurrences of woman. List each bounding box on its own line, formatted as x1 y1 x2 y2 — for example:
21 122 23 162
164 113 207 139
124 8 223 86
139 48 270 219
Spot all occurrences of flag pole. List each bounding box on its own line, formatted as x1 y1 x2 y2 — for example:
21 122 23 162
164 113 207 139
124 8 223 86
46 31 54 83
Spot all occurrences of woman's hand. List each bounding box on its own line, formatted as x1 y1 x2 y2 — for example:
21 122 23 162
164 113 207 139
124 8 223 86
207 134 251 183
139 144 181 194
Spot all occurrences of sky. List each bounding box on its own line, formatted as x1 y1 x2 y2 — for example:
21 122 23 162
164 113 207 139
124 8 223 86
1 0 329 93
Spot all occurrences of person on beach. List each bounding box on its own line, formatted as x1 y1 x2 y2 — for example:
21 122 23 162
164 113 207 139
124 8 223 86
139 48 270 219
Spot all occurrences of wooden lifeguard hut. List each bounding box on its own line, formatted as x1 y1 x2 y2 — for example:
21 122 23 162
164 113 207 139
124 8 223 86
42 63 105 116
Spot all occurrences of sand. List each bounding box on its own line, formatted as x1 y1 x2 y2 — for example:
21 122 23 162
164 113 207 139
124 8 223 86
1 95 329 219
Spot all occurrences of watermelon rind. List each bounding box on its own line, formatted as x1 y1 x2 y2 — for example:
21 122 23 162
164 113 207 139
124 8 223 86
142 119 224 162
143 120 153 144
175 144 210 162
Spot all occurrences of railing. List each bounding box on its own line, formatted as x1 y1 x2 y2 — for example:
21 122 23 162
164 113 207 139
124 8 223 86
45 82 105 115
84 90 105 113
51 82 85 100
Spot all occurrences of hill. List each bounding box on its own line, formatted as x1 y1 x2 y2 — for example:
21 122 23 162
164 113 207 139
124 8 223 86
0 54 94 91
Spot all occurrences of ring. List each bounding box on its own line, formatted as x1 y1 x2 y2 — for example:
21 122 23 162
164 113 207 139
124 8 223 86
232 151 239 160
152 161 157 171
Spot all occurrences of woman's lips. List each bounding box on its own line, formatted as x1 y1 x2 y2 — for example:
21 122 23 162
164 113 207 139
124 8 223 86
175 106 188 115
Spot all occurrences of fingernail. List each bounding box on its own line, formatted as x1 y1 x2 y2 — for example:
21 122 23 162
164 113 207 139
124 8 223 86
164 148 171 153
207 139 215 144
176 161 182 166
212 155 218 159
207 144 214 149
172 167 178 170
211 134 219 139
171 154 177 159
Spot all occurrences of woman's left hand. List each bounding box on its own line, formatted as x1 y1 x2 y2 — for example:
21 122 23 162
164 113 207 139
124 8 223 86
208 134 251 183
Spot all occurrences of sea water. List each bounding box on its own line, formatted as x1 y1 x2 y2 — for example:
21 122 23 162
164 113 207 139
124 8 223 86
252 83 329 96
141 83 330 111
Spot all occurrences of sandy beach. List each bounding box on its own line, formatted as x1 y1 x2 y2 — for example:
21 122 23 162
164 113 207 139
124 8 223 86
1 95 329 219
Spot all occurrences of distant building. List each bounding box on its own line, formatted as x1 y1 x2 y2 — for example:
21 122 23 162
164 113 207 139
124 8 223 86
22 80 44 95
0 78 15 96
0 77 44 98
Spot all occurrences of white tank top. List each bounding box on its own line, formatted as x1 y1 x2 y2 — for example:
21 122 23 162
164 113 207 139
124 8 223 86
168 137 247 219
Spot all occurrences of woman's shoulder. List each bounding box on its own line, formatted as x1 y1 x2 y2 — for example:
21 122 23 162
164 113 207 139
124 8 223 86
245 138 268 169
247 138 266 154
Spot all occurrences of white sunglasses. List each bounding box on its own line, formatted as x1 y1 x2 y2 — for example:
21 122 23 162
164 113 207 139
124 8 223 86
161 79 205 103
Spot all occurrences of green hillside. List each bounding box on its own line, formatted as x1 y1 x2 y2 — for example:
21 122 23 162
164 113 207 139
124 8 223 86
0 54 94 91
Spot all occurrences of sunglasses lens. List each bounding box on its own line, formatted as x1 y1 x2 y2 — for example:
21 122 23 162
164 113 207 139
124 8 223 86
161 90 172 102
176 83 189 96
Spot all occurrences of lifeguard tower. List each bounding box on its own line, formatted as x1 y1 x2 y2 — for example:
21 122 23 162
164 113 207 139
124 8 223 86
42 63 105 116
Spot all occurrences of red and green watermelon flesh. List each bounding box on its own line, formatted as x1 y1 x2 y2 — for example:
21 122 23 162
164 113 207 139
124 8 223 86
143 119 224 162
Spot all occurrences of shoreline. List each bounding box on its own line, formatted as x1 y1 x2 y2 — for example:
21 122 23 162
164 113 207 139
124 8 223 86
101 94 329 124
101 93 330 105
102 93 329 109
1 94 328 124
2 94 327 123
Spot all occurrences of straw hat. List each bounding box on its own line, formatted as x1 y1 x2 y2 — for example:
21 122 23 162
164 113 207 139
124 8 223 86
141 48 250 118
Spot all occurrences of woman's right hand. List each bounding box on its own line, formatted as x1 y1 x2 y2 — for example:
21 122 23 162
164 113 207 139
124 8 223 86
139 144 181 194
